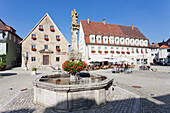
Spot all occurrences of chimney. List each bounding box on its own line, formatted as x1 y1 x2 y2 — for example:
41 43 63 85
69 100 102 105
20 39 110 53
87 17 90 24
131 24 134 30
103 19 106 25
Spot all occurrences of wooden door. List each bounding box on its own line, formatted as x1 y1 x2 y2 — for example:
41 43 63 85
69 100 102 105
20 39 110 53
43 55 49 65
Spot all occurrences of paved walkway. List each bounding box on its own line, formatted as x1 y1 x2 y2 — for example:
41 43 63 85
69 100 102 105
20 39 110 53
0 67 170 113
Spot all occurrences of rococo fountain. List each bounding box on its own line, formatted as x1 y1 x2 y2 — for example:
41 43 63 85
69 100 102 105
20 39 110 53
33 9 114 112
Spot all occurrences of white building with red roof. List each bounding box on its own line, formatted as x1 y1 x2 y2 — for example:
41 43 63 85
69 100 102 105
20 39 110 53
159 38 170 64
79 18 151 65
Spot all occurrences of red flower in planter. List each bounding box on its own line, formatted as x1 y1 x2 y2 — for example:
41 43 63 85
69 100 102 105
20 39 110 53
137 51 139 53
104 51 108 53
141 51 143 53
44 38 49 41
126 51 130 54
31 37 36 40
91 50 96 53
98 51 102 53
31 48 36 51
116 51 120 54
121 51 125 54
110 51 114 53
56 38 60 41
56 48 61 52
146 51 148 54
39 28 44 31
50 28 55 32
132 51 134 53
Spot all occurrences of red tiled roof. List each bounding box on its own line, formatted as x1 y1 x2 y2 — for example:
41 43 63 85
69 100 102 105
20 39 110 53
160 38 170 49
81 20 148 40
0 19 8 30
150 43 160 48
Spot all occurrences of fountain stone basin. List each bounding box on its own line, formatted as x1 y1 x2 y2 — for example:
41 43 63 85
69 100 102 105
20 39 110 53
33 74 113 112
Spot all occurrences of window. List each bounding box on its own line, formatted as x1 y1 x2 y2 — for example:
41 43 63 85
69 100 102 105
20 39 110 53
56 35 60 39
104 38 108 43
98 37 101 42
56 46 60 49
44 45 48 49
111 47 113 50
39 25 43 28
131 40 134 45
44 35 48 38
105 47 107 50
127 48 129 51
136 49 138 52
126 40 129 45
32 34 36 37
91 37 94 42
91 47 94 50
168 41 170 46
26 52 28 61
110 38 114 44
116 39 119 44
32 45 36 48
116 47 119 50
151 54 154 56
167 49 170 52
50 26 54 29
98 47 101 51
136 40 139 45
121 48 124 50
31 57 36 61
56 57 60 61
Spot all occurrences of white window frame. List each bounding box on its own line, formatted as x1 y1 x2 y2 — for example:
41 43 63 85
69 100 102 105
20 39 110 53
115 37 119 45
120 37 124 45
103 36 108 44
96 35 102 43
109 36 114 44
90 35 95 43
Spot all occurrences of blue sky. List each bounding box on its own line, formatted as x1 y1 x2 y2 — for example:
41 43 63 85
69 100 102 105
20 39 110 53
1 0 170 44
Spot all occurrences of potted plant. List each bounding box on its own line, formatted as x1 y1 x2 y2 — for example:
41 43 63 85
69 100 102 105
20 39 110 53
44 38 49 41
31 67 37 75
110 51 114 53
31 48 37 51
121 51 125 54
146 51 148 54
98 51 102 53
39 28 44 31
50 28 55 32
116 51 120 54
91 50 95 53
62 60 87 81
31 37 36 40
0 62 6 71
126 51 130 54
56 38 60 41
56 48 61 52
104 51 108 53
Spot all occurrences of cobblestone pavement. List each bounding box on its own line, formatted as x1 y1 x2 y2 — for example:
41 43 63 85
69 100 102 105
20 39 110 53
0 67 170 113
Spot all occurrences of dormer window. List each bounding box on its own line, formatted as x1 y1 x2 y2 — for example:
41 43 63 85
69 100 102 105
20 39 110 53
126 39 129 45
168 41 170 46
50 26 55 32
131 40 134 45
39 25 44 31
96 35 101 43
120 38 124 45
90 35 95 43
103 36 108 44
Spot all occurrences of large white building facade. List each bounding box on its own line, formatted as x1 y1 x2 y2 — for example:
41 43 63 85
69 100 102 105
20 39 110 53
79 19 151 65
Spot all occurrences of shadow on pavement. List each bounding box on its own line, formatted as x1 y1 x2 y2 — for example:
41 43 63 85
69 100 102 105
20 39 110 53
0 73 17 76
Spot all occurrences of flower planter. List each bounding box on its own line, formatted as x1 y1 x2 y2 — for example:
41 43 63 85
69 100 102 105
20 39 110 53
116 51 120 54
31 71 37 75
44 38 49 41
146 52 148 54
104 51 108 53
126 52 130 54
31 37 36 40
121 51 125 54
98 51 102 53
56 48 61 52
39 28 44 31
132 51 134 53
50 28 55 32
110 51 114 53
56 38 60 41
137 52 139 53
91 50 96 53
31 48 37 51
141 52 143 53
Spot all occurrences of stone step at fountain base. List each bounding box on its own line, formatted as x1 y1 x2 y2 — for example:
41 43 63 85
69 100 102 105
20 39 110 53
37 65 56 71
